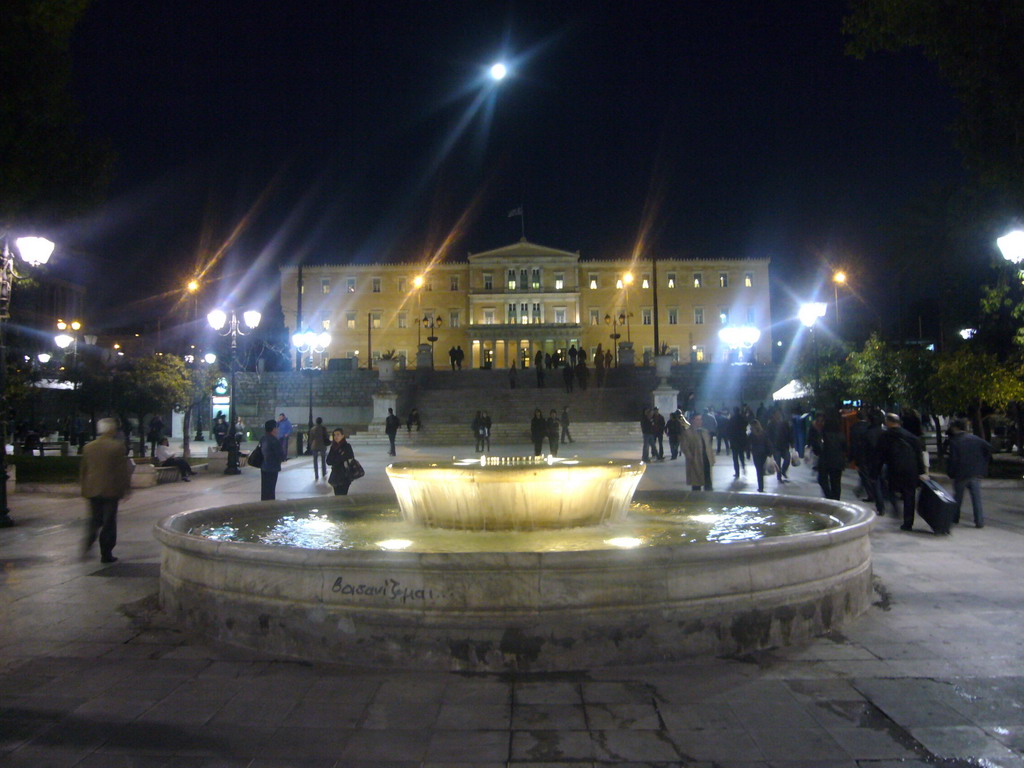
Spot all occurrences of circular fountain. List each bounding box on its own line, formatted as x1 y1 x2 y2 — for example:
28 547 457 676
156 457 874 670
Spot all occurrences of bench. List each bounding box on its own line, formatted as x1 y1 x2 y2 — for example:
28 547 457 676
38 441 71 456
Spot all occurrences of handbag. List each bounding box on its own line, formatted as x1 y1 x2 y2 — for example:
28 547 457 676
765 456 777 475
790 449 801 467
247 443 264 469
345 458 365 480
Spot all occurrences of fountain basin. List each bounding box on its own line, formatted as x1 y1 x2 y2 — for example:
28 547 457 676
156 491 874 670
386 457 644 530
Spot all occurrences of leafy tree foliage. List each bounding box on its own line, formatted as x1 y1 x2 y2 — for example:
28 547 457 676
929 346 1024 432
845 0 1024 204
793 336 852 409
112 356 191 455
1 0 112 227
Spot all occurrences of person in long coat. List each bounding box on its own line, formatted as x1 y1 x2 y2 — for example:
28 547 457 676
80 418 133 563
326 428 356 496
748 419 775 492
530 408 546 456
546 409 560 456
682 413 714 490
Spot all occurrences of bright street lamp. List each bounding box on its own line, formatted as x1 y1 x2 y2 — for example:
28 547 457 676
489 62 507 81
799 302 828 396
718 325 762 362
997 229 1024 264
832 271 847 326
959 328 977 340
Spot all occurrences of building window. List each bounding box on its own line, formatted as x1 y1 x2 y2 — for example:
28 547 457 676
744 272 754 288
520 302 529 325
747 308 755 324
520 269 528 290
483 273 493 290
425 278 433 292
397 312 407 329
641 274 650 289
398 277 407 293
694 307 704 325
450 275 459 291
370 312 382 330
531 268 540 290
693 273 703 288
667 272 676 288
667 308 678 325
615 277 624 289
589 273 598 289
346 311 356 329
555 272 564 290
531 303 542 323
321 318 330 331
694 346 705 362
321 278 331 295
507 304 517 324
589 308 600 325
641 308 652 325
554 307 566 323
483 308 495 325
346 277 356 293
449 310 460 328
669 346 680 362
719 272 728 288
507 270 516 290
720 307 729 324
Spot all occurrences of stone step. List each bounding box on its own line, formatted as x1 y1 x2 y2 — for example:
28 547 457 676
349 421 643 446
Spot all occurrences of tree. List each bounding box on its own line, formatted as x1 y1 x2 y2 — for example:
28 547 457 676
845 0 1024 205
114 356 192 456
929 346 1024 436
1 0 112 228
179 366 217 459
846 334 901 408
793 337 852 409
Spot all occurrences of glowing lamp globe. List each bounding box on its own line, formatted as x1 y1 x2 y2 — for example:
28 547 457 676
15 236 55 266
207 309 227 330
997 229 1024 264
489 62 507 81
54 334 74 349
243 310 261 329
798 302 828 328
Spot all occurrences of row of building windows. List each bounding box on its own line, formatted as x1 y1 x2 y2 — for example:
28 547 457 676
332 345 714 365
304 270 757 295
313 305 758 331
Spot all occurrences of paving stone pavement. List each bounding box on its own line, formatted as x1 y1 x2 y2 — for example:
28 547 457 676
2 439 1023 767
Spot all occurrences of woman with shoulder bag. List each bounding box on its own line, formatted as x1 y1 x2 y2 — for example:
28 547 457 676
326 428 356 496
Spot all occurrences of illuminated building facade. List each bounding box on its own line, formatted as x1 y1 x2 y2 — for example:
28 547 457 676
280 239 772 369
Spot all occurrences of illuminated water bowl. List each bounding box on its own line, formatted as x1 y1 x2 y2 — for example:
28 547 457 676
386 457 645 530
156 489 874 670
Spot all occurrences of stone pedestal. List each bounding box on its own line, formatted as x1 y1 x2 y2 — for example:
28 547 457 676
416 343 434 370
378 359 397 382
618 341 635 367
372 391 398 425
652 383 679 416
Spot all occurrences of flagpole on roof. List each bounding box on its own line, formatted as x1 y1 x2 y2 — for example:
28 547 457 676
521 205 526 240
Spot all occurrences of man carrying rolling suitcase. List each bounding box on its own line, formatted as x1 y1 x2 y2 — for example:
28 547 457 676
946 418 992 528
879 413 925 531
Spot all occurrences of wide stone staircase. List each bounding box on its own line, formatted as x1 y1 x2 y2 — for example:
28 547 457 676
349 368 650 447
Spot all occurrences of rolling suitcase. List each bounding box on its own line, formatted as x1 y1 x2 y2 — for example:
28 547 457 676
917 476 955 534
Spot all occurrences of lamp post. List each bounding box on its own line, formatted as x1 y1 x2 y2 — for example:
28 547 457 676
832 271 846 327
412 275 425 348
208 308 261 474
292 329 331 446
717 325 762 364
799 302 828 396
0 235 54 526
55 320 82 443
422 314 442 366
997 230 1024 456
604 312 626 367
620 272 634 343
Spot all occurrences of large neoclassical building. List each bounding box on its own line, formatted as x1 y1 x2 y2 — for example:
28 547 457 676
279 239 772 369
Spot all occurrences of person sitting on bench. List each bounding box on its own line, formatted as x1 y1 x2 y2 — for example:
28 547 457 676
155 438 194 482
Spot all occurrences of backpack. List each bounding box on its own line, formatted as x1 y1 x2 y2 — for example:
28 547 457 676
247 443 264 469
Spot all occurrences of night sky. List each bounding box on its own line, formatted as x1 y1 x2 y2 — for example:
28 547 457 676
62 0 961 332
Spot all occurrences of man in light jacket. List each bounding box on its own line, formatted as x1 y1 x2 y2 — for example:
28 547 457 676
80 418 132 563
947 418 992 528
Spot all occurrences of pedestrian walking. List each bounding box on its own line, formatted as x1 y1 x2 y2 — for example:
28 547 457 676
879 413 926 530
509 362 518 389
729 406 748 477
568 345 578 367
947 418 992 528
560 406 573 444
146 415 164 458
575 360 589 390
682 413 714 491
384 408 401 456
472 411 486 452
308 417 329 480
276 413 293 460
80 418 132 563
530 408 546 456
640 407 656 462
258 419 286 501
481 410 492 451
748 419 774 492
562 363 574 393
536 352 545 388
449 346 458 370
406 408 421 432
546 409 560 457
325 428 357 495
766 409 792 483
651 407 666 460
816 413 847 500
666 410 684 459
